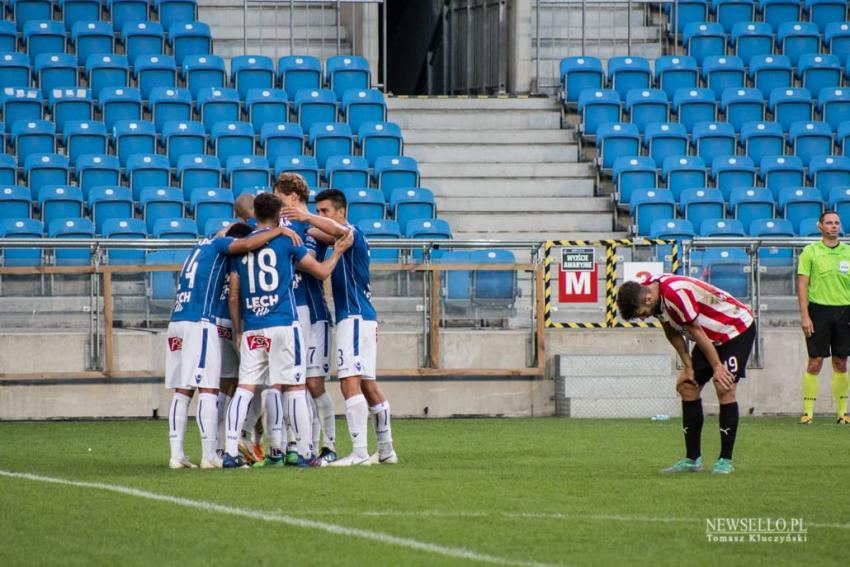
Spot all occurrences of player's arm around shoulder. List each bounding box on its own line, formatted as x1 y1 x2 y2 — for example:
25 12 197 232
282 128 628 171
220 227 293 255
228 269 243 347
296 228 355 280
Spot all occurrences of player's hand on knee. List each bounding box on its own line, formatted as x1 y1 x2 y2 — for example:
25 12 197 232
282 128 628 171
676 367 697 388
712 364 735 393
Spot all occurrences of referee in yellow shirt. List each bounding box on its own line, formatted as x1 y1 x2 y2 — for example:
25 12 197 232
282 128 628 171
797 211 850 424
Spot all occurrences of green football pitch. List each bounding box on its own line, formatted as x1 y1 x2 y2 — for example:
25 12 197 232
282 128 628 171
1 417 846 566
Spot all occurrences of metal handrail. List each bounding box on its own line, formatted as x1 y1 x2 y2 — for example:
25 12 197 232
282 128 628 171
0 238 548 249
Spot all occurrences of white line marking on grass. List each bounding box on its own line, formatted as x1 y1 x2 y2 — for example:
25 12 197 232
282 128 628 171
0 470 562 567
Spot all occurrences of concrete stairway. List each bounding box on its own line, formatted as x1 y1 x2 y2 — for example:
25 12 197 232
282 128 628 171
388 96 617 241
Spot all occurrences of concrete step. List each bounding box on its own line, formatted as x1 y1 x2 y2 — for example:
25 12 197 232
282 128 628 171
213 42 353 61
419 162 594 179
392 110 561 130
533 28 664 44
208 25 349 42
406 143 578 164
438 197 609 214
453 230 626 241
425 177 595 198
403 129 576 144
442 211 613 233
387 97 557 111
533 6 655 28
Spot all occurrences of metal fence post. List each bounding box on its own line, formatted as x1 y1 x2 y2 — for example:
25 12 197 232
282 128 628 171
627 0 632 56
535 0 540 93
243 0 248 54
382 0 388 93
674 0 679 55
289 0 294 55
581 0 586 56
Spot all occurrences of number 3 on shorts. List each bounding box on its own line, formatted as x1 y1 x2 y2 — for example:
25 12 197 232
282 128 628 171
337 348 344 368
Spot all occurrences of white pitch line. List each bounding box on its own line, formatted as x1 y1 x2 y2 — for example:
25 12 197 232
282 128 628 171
0 470 561 567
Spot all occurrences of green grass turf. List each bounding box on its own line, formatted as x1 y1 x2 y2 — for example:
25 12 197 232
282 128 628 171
0 417 846 566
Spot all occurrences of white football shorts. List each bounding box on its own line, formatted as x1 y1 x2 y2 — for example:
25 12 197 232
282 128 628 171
297 305 332 379
216 318 238 379
239 323 306 386
165 320 222 390
335 316 377 380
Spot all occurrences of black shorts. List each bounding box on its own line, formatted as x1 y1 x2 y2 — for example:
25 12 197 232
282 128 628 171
806 303 850 359
692 324 756 386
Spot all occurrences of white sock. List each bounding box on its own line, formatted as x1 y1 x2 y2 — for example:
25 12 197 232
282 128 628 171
216 392 230 453
370 401 394 457
225 388 254 457
314 391 336 451
197 393 219 462
344 394 369 458
242 391 260 439
264 388 284 453
168 392 191 461
309 396 321 450
283 390 312 458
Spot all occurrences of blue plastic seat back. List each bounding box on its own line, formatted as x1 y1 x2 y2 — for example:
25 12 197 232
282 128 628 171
702 247 750 298
149 87 193 131
308 122 354 169
275 155 319 187
278 55 322 100
680 187 725 227
779 186 824 232
34 53 78 93
196 86 240 131
691 121 736 161
48 88 94 133
102 217 147 265
98 86 143 130
607 56 651 101
777 21 821 66
140 186 184 234
126 153 171 201
163 120 207 166
804 0 846 33
23 20 67 62
122 21 165 63
683 22 726 65
326 155 370 190
86 53 130 100
113 119 157 165
613 156 657 207
108 0 150 32
40 184 84 228
630 188 676 236
62 0 103 32
89 185 133 234
669 0 709 34
825 22 850 66
177 154 222 201
712 155 756 201
48 216 95 265
769 87 813 132
731 21 774 65
157 0 199 31
644 122 688 168
405 217 452 239
470 249 517 306
374 155 420 202
729 186 775 228
341 88 387 133
76 154 120 201
260 121 304 159
72 21 115 66
343 187 385 226
625 88 669 133
797 54 842 96
789 121 834 167
358 121 403 167
596 122 640 169
12 119 56 164
809 155 850 199
577 89 621 136
0 185 32 220
294 88 338 131
663 155 708 201
153 217 199 239
231 55 275 99
740 120 785 164
2 87 44 132
134 54 178 101
358 218 400 262
715 0 755 33
0 53 32 89
720 87 765 131
655 56 699 100
672 87 717 132
760 0 801 30
818 87 850 131
245 88 289 134
190 187 235 234
701 55 746 98
183 54 226 99
699 217 746 236
13 0 53 32
226 155 271 192
168 21 212 66
749 55 793 99
211 121 255 163
0 22 16 53
326 55 371 100
0 218 43 266
560 56 604 103
25 153 69 189
390 187 435 234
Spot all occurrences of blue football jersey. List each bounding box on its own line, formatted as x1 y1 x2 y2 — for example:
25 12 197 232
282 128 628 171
279 217 316 307
233 229 309 331
171 237 234 323
303 239 333 323
330 224 376 321
212 257 233 322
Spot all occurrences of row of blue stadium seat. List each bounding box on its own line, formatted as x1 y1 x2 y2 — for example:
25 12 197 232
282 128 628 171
667 0 847 34
3 0 197 32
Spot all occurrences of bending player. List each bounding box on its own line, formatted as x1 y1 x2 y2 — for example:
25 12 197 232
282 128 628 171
616 274 755 475
223 193 353 468
283 189 397 467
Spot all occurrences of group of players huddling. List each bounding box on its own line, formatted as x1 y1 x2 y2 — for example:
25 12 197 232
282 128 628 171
164 173 397 469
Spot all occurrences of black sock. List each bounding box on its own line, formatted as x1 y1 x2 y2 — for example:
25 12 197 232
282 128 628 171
719 402 739 460
682 399 704 460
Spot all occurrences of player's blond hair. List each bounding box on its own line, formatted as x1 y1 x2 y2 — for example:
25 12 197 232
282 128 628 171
273 172 310 203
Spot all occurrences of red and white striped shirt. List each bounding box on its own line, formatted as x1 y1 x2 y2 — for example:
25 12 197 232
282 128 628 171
650 274 754 345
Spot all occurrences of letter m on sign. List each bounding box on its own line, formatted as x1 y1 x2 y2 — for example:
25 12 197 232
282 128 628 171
558 267 598 303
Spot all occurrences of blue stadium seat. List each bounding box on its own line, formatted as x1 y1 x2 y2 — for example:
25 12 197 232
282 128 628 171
0 22 16 54
125 153 170 201
196 87 240 132
107 0 149 32
0 218 43 266
431 250 472 304
226 155 270 192
740 120 785 163
692 121 736 162
102 217 147 265
390 187 435 235
680 187 725 227
729 186 775 229
712 155 756 200
838 121 850 155
182 54 225 99
34 53 78 93
672 87 717 132
156 0 198 31
177 154 221 200
683 22 726 65
2 87 43 132
278 55 322 101
358 218 400 262
797 216 829 236
825 22 850 66
25 153 69 192
60 0 102 32
112 119 156 165
23 21 66 63
828 185 850 228
89 185 133 234
39 185 83 228
140 186 183 234
779 186 824 231
358 121 402 167
613 156 657 207
341 88 386 133
644 122 689 168
162 120 205 166
651 217 695 272
731 22 774 65
121 21 165 63
789 121 833 166
48 88 93 132
275 155 319 187
797 54 841 98
701 56 746 98
0 185 31 220
245 88 288 134
190 187 234 233
749 55 793 99
596 122 640 170
308 122 353 169
325 155 369 190
259 122 303 160
168 21 212 66
769 87 813 132
818 87 850 131
75 154 120 200
98 86 142 130
809 155 850 198
233 185 268 199
149 87 192 131
630 188 676 236
326 55 370 100
49 217 95 265
11 119 55 164
0 53 31 89
668 0 709 34
134 54 177 101
700 217 746 236
71 21 114 66
86 54 129 100
702 247 750 297
470 249 518 309
146 249 188 299
749 216 794 238
293 88 337 131
625 88 669 133
343 187 384 225
406 217 452 239
231 55 274 99
374 155 419 201
577 89 621 136
204 217 237 237
12 0 52 32
62 120 106 165
759 0 801 29
560 56 604 104
153 217 198 239
713 0 755 33
721 87 765 131
0 155 16 186
607 56 651 101
776 22 820 66
654 56 699 100
210 121 254 163
663 155 708 200
805 0 847 33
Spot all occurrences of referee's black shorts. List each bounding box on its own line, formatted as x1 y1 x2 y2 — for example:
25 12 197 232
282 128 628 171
806 303 850 359
692 324 756 386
